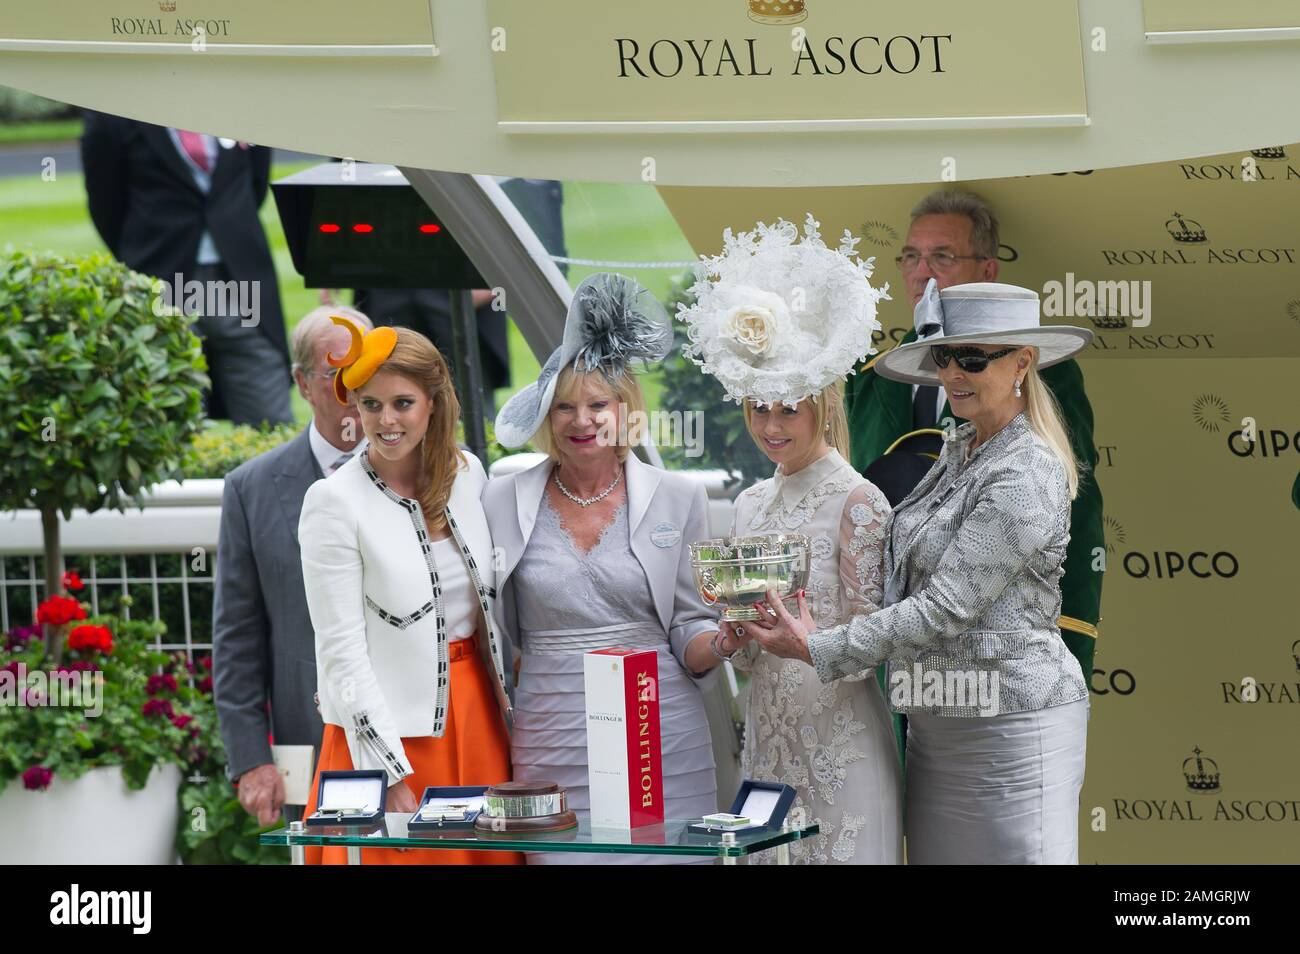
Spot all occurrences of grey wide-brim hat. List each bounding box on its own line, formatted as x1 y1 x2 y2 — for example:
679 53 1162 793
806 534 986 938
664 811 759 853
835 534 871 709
873 278 1093 386
494 272 672 449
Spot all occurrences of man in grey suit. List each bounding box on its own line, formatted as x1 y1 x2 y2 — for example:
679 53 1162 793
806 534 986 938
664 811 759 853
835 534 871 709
212 305 372 825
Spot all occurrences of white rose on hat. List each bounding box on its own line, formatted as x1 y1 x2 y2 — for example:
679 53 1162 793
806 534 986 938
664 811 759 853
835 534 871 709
678 214 887 407
718 286 791 358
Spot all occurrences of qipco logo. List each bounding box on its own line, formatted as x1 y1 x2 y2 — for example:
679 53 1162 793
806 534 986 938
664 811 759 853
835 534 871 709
1090 667 1136 696
1228 424 1300 459
1122 550 1240 580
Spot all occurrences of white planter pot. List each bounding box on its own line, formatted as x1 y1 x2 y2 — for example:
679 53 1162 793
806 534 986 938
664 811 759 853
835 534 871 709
0 763 181 864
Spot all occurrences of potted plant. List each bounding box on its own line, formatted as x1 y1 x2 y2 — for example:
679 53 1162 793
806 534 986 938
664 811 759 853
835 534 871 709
0 581 286 864
0 249 208 664
0 249 250 862
0 582 191 862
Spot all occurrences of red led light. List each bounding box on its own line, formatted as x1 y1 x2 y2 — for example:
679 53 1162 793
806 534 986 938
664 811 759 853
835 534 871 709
352 223 374 233
319 223 341 233
419 224 442 234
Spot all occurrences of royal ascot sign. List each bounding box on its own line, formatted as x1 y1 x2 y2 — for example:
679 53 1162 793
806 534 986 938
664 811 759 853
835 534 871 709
0 0 437 55
487 0 1087 132
1143 0 1300 43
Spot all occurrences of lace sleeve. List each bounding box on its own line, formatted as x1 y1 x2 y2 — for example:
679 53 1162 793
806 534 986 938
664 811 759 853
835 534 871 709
839 481 891 620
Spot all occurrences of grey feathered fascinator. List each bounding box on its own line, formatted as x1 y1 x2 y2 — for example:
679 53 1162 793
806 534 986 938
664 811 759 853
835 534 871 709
494 272 671 449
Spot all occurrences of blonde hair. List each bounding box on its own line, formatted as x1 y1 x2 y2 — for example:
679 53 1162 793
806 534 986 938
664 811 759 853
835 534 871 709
371 328 466 532
743 383 849 458
1022 358 1081 499
531 365 648 463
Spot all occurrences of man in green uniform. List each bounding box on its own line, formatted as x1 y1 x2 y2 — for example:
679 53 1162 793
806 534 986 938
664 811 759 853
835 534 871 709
847 189 1104 743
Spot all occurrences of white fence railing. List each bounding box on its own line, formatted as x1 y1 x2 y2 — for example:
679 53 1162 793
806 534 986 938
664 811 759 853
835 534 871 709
0 460 740 655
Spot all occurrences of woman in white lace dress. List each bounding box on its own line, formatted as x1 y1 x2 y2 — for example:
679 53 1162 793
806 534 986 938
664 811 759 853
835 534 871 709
722 386 903 864
676 213 902 864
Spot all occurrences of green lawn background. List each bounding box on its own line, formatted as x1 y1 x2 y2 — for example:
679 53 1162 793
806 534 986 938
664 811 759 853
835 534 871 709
0 156 696 423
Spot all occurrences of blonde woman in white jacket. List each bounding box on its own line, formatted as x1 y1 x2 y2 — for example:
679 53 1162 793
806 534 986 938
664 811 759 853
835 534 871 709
298 319 519 865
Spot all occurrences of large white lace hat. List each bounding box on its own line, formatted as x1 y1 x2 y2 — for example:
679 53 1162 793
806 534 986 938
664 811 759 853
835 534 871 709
677 214 887 407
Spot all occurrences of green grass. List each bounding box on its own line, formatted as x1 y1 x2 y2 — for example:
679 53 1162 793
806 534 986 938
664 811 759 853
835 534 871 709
0 161 694 423
0 119 83 145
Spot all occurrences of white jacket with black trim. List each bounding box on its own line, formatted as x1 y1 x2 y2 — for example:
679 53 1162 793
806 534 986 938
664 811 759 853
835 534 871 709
299 450 511 784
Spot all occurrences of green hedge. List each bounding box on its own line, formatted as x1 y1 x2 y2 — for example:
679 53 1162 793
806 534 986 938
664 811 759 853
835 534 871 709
180 422 300 480
0 88 77 123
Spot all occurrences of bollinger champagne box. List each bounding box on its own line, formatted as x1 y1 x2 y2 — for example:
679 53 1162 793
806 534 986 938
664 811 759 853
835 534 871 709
583 648 664 829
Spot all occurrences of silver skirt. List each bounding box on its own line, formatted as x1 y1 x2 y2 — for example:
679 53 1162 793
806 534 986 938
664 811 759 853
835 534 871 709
904 697 1089 864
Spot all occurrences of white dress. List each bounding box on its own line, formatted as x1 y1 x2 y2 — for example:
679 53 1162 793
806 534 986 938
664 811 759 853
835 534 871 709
729 449 903 864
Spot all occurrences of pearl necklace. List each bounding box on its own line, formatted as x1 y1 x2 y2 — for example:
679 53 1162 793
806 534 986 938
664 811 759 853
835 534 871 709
554 467 622 507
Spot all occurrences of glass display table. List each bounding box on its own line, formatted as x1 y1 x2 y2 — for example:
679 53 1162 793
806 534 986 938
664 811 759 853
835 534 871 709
262 812 819 865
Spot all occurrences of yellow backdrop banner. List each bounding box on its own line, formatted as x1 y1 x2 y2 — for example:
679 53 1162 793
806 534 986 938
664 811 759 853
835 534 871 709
660 143 1300 359
659 161 1300 861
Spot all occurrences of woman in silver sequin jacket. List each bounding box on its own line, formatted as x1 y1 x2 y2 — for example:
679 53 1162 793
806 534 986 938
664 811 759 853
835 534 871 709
748 280 1094 863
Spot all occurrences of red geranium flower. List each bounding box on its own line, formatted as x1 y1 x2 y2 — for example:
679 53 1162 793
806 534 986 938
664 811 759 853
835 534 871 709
67 624 113 655
172 714 194 730
22 766 53 791
62 571 84 592
146 673 179 696
198 676 213 694
142 698 175 719
36 595 87 627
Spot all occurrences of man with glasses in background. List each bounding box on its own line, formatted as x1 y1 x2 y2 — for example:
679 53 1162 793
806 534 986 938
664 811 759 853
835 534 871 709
846 188 1104 716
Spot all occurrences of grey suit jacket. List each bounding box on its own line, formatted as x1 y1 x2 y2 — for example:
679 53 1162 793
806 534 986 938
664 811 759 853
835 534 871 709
481 453 719 682
807 412 1089 717
213 428 326 781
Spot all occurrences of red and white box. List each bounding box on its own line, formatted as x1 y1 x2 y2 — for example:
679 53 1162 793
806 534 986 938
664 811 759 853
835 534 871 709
583 648 664 829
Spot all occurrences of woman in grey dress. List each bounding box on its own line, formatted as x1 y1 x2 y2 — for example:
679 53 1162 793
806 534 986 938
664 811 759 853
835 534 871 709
485 274 747 864
748 280 1094 864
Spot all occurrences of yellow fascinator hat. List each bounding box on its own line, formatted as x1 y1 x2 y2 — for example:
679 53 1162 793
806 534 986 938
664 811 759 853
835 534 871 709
327 315 399 405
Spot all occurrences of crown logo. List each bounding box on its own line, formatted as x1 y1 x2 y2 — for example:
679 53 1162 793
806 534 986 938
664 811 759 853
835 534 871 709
1182 746 1221 792
1192 394 1230 433
1088 307 1127 330
1166 212 1207 244
1250 146 1286 160
747 0 807 25
159 0 177 11
1292 639 1300 672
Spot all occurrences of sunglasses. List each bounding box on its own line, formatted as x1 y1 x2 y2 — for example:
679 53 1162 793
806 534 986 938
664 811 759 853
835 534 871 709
929 345 1018 373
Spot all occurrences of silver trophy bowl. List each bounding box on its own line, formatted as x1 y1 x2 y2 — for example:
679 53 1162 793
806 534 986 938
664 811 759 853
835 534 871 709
688 533 810 622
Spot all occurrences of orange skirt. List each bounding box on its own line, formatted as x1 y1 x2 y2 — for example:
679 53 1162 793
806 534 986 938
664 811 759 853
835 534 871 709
303 637 522 865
